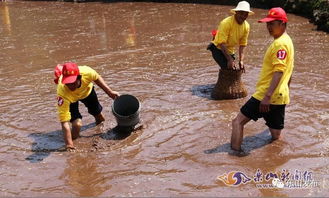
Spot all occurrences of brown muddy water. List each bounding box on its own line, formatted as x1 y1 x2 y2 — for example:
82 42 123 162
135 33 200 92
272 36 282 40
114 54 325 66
0 1 329 197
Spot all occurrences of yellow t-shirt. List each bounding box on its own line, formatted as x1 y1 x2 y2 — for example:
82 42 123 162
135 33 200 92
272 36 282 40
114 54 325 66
212 15 250 55
56 66 99 122
253 33 294 105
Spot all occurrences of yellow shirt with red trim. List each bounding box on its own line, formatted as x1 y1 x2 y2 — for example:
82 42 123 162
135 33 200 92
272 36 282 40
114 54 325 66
212 15 250 55
56 66 99 122
252 33 294 105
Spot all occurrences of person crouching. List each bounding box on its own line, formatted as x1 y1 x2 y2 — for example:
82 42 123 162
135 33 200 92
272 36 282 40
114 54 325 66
55 62 119 151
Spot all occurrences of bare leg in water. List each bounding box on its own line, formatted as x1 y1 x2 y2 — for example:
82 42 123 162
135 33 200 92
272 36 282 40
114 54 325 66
94 113 105 125
231 112 251 151
71 118 82 140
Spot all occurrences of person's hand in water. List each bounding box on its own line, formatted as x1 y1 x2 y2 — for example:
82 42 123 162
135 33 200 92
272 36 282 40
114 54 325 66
239 61 245 73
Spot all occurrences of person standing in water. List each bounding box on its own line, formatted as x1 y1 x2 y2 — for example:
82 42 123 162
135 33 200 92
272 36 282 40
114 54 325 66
230 8 294 152
207 1 254 71
54 62 119 151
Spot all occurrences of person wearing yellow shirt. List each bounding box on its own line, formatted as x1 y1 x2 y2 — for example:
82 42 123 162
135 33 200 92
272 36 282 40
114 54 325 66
55 62 119 151
207 1 254 71
230 8 294 152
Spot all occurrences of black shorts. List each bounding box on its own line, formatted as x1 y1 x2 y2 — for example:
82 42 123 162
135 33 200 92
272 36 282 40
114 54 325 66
240 97 286 130
69 87 103 122
208 44 235 69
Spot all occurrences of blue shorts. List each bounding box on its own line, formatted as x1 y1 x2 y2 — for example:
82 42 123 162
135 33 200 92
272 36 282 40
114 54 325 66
70 87 103 122
240 97 286 130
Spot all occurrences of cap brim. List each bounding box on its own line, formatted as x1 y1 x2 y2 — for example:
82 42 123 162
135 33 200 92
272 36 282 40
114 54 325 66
230 9 254 15
258 17 276 23
62 75 78 84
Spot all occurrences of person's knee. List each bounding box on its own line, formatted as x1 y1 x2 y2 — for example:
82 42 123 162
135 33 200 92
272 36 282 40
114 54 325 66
232 114 247 127
72 119 82 129
71 119 82 140
232 116 239 126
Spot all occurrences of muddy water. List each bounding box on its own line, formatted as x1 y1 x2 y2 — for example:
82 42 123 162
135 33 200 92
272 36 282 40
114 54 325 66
0 1 329 196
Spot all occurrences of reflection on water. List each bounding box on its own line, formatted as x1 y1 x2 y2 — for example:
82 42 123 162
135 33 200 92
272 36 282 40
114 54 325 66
0 1 329 197
0 3 11 34
63 153 110 197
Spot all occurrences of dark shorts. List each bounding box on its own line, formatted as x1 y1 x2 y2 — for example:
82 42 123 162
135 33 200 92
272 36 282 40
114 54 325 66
70 87 103 122
240 97 286 130
209 44 235 69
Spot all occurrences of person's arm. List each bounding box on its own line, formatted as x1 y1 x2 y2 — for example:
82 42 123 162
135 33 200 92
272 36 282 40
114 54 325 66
94 75 119 99
239 22 249 72
239 45 246 72
57 95 75 151
61 121 74 150
219 43 235 69
259 72 283 113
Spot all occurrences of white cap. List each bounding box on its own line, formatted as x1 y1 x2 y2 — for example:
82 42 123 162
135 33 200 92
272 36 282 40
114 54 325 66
231 1 254 15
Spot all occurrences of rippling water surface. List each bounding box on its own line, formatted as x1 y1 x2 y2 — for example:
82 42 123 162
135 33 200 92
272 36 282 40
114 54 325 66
0 1 328 196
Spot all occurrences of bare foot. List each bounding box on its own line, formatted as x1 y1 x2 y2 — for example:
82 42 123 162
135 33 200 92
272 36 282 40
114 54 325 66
229 147 249 157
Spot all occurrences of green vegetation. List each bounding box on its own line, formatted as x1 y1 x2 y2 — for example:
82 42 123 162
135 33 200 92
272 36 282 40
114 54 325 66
257 0 329 32
212 0 329 32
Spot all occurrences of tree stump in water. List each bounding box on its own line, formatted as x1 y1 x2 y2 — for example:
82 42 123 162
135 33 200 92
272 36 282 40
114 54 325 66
211 69 247 100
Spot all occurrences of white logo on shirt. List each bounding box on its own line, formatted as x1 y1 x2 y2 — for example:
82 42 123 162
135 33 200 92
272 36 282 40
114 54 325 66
57 97 64 106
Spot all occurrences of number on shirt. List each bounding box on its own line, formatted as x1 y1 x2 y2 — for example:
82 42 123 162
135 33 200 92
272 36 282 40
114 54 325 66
277 49 287 60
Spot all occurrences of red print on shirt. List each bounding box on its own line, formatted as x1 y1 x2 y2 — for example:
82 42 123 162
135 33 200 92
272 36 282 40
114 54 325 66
277 49 287 60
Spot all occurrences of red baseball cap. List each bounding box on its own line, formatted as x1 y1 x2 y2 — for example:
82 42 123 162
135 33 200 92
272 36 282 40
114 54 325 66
258 7 288 23
61 62 80 84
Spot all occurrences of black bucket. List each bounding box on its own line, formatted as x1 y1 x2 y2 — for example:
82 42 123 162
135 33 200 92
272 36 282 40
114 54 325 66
112 94 141 127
